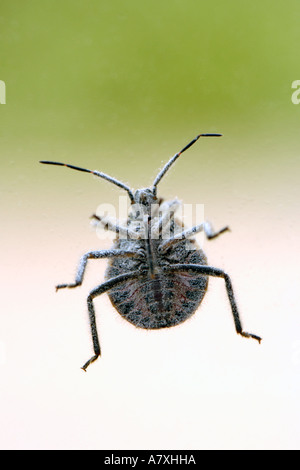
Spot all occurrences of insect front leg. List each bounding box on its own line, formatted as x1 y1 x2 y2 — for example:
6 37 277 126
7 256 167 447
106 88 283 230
56 250 137 291
166 263 262 343
91 214 141 239
202 221 230 239
151 199 181 238
82 270 140 371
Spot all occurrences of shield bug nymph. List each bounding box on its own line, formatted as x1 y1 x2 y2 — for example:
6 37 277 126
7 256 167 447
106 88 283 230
40 133 261 371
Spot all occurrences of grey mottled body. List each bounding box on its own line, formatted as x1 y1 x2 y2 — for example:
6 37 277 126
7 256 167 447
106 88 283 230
106 219 208 329
40 133 262 371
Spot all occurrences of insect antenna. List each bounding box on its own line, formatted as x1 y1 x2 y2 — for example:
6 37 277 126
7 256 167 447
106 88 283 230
40 160 135 203
152 133 222 195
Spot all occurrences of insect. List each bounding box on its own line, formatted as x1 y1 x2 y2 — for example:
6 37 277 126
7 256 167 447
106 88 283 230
40 133 261 371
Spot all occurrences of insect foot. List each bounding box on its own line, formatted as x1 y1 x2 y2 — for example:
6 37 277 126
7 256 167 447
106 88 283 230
55 283 79 291
81 354 100 372
40 133 261 371
239 331 262 343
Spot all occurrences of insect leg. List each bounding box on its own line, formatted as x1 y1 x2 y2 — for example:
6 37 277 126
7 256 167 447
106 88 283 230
91 214 141 239
202 221 230 240
56 249 137 291
151 199 181 238
159 222 229 252
82 270 140 371
166 264 262 343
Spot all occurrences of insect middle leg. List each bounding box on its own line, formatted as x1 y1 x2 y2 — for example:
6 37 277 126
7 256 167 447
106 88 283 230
159 221 229 252
166 263 262 343
82 270 140 371
56 249 138 291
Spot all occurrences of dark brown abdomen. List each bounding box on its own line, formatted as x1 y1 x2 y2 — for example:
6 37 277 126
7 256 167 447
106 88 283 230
105 246 208 329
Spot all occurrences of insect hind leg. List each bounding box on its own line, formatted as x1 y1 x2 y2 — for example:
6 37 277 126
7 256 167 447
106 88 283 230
166 263 262 344
81 270 140 371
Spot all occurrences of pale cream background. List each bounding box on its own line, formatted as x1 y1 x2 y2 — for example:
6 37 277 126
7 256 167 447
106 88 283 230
1 0 300 450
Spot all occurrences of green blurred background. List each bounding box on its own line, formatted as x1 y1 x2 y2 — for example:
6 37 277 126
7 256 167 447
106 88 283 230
1 0 300 450
1 0 300 238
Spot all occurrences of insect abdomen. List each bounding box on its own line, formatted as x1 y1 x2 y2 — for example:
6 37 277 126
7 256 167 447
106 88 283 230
105 243 208 329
